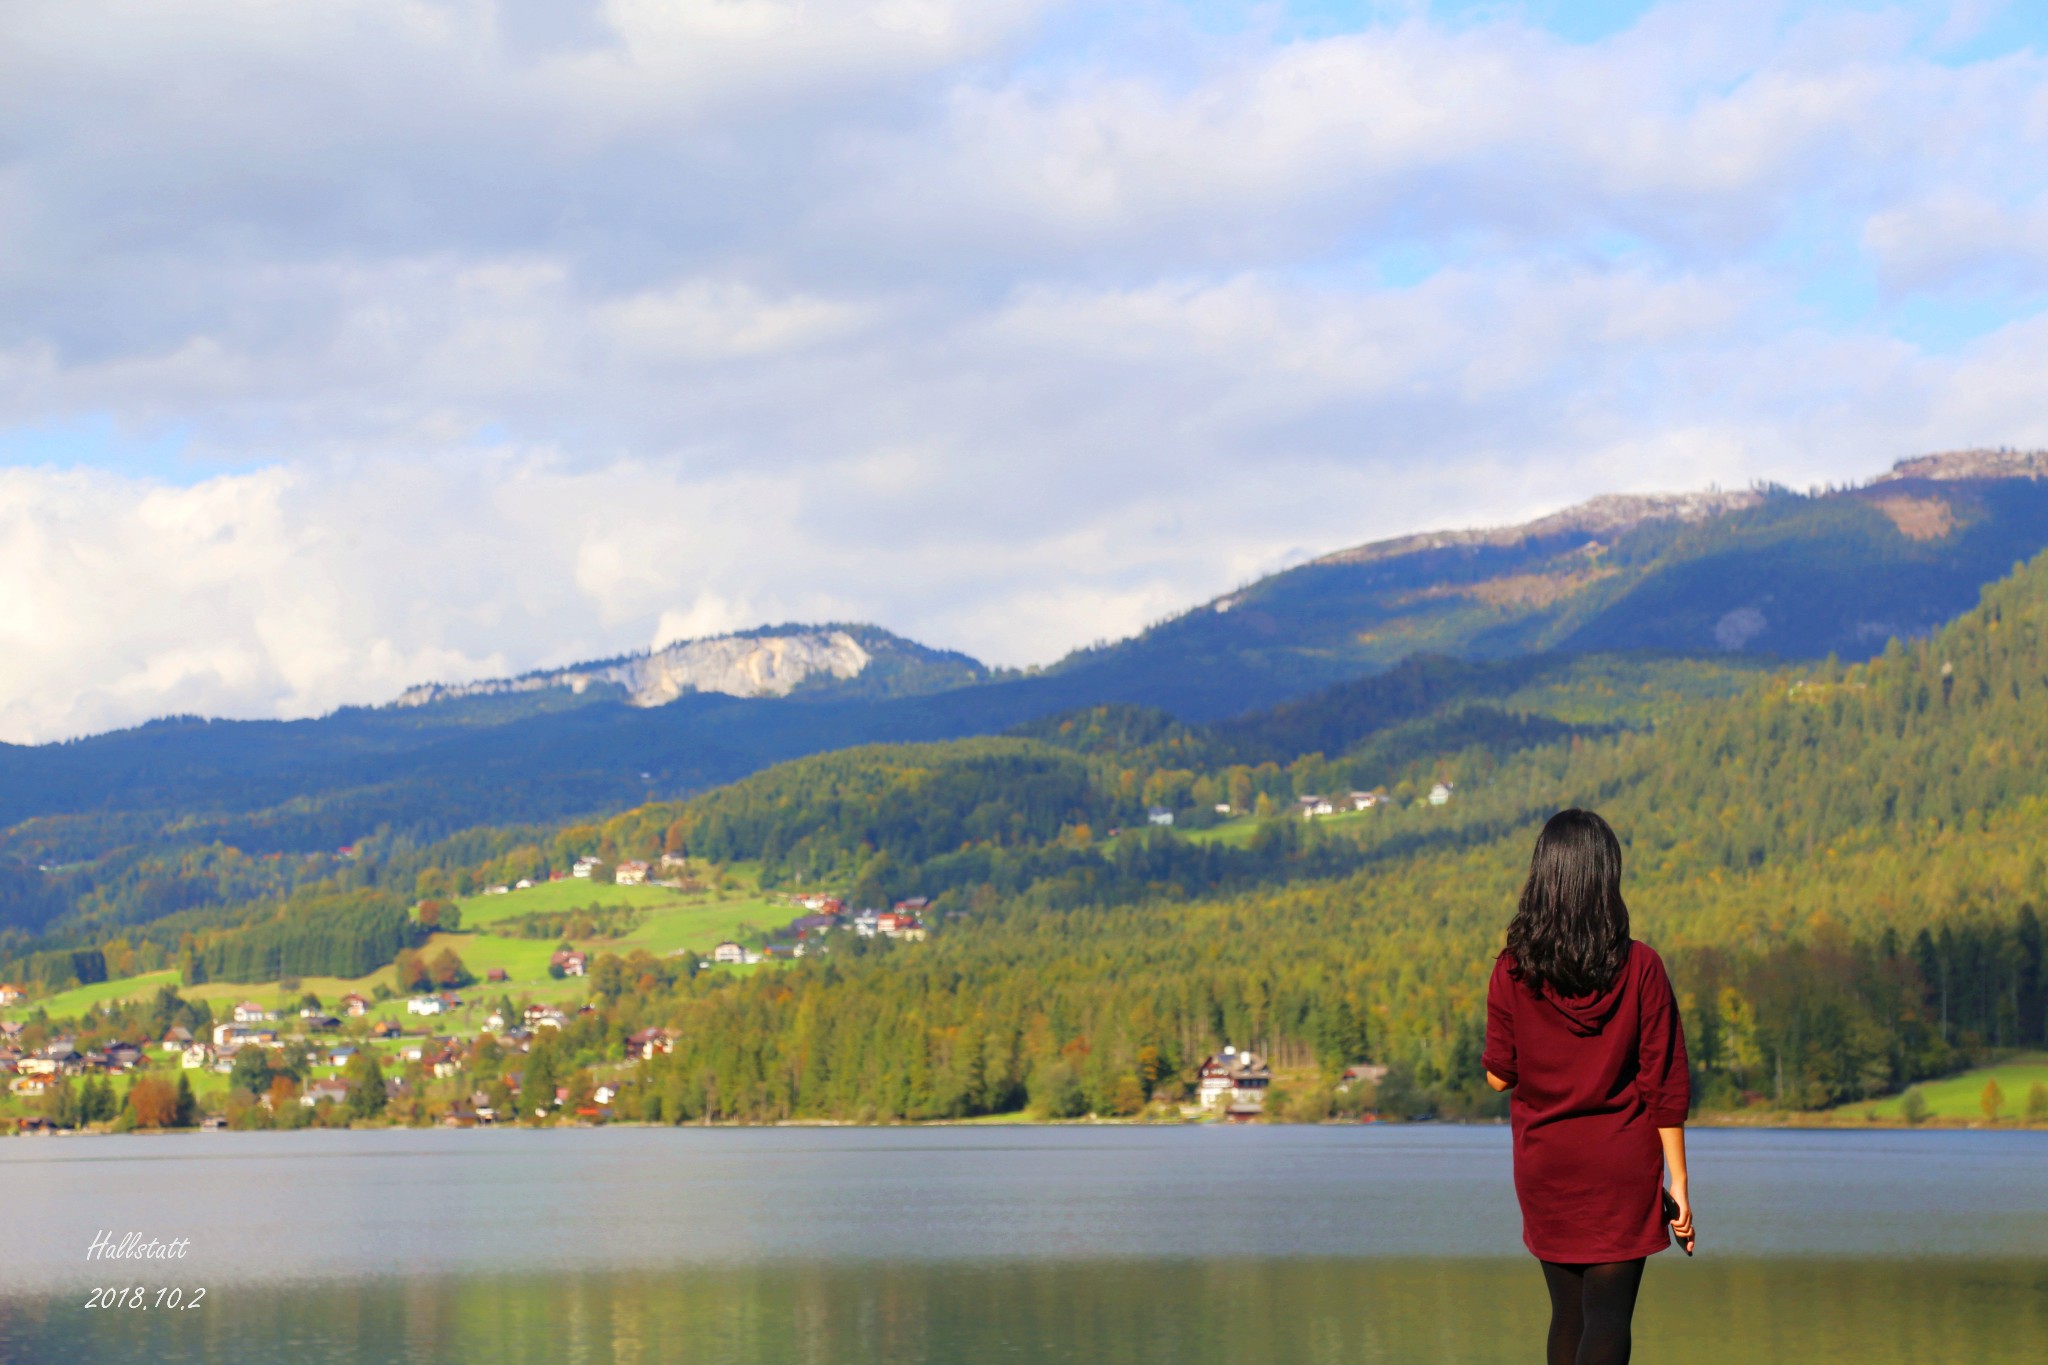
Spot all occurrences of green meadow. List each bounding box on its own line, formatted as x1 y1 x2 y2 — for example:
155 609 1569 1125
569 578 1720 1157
5 863 806 1025
1837 1053 2048 1124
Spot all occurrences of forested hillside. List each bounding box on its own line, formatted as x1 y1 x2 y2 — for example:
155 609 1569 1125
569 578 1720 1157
15 551 2048 1127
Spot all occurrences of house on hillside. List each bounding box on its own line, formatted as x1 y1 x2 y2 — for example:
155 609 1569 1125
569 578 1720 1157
1337 1063 1389 1093
1147 807 1175 826
659 852 690 870
1196 1047 1272 1119
302 1079 350 1108
891 897 931 913
0 983 25 1007
339 993 370 1017
486 968 509 983
787 913 840 938
406 996 444 1016
515 878 535 890
232 1001 272 1024
181 1043 214 1070
1349 791 1382 811
550 949 587 977
627 1028 677 1060
712 942 746 965
1298 795 1336 818
1428 782 1453 807
571 856 601 879
614 860 650 886
160 1026 193 1052
371 1020 402 1039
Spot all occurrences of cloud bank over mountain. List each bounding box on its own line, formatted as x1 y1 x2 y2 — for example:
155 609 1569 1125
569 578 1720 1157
3 0 2047 741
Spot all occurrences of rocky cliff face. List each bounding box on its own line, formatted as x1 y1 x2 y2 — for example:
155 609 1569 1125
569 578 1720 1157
394 630 874 709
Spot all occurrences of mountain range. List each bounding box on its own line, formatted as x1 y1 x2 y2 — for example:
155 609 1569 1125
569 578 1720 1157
3 446 2045 889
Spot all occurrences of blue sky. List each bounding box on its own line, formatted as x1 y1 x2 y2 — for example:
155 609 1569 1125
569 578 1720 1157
2 0 2046 741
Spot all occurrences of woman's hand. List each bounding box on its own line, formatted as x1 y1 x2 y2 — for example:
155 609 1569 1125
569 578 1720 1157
1666 1181 1695 1255
1484 1070 1512 1092
1658 1126 1694 1255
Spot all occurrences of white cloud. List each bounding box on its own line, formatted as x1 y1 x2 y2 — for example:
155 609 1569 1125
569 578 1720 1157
3 0 2048 740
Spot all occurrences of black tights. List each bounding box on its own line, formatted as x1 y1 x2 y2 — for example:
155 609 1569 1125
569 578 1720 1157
1539 1258 1645 1365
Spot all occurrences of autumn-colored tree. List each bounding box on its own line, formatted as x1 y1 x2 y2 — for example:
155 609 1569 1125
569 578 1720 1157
267 1074 300 1113
125 1077 180 1128
428 947 469 989
1981 1078 2006 1123
393 948 431 993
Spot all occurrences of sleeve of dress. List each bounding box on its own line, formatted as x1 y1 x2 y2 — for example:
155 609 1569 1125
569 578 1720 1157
1636 948 1691 1125
1480 954 1517 1086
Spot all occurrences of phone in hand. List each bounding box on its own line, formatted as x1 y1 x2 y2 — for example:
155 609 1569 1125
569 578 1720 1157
1661 1188 1694 1257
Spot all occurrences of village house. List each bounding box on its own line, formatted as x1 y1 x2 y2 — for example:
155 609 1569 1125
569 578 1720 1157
626 1027 677 1060
1337 1063 1390 1092
712 941 746 965
300 1011 342 1031
785 913 840 939
1349 791 1382 811
406 995 445 1016
302 1079 350 1108
1196 1047 1272 1120
182 1042 214 1070
614 860 650 886
431 1049 463 1080
515 878 535 889
471 1089 498 1123
1147 806 1175 826
551 949 588 977
875 911 927 940
328 1046 357 1067
523 1004 567 1030
485 884 511 896
1298 795 1337 818
0 983 25 1007
160 1025 194 1051
484 1012 507 1033
594 1083 619 1107
571 855 602 879
10 1075 54 1097
339 993 370 1017
659 852 690 870
211 1022 275 1049
486 968 509 983
371 1020 402 1039
892 897 931 913
1429 782 1453 807
232 1001 272 1024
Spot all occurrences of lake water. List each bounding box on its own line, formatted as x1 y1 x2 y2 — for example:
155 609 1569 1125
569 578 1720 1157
1 1125 2043 1362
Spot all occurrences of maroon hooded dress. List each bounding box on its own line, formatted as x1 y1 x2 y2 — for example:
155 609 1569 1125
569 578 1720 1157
1481 940 1690 1264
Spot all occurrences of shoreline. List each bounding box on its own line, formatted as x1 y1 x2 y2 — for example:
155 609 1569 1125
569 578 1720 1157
10 1111 2044 1137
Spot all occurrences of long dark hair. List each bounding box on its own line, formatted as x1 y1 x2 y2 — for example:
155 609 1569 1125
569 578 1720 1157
1505 809 1632 996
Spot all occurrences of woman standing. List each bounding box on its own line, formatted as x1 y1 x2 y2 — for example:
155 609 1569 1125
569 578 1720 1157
1482 809 1695 1365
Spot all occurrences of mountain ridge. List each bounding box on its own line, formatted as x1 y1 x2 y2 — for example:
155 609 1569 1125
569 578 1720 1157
390 623 987 711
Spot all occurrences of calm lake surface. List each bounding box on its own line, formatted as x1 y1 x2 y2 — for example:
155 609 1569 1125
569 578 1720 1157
1 1125 2043 1362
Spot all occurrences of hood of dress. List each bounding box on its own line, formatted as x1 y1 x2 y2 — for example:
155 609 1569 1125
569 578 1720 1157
1532 943 1634 1037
